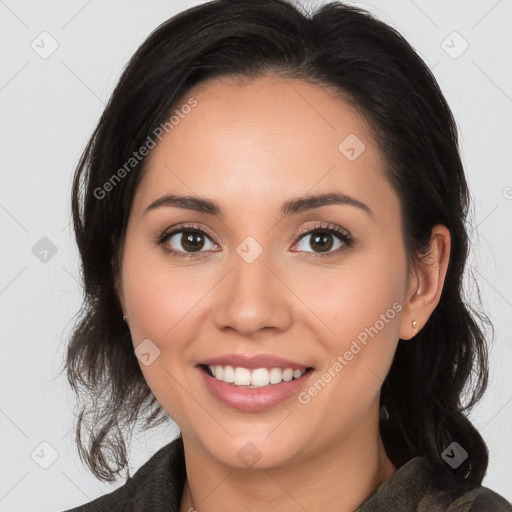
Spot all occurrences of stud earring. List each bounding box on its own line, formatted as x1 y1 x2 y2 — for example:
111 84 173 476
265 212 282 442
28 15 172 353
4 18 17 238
412 320 418 337
123 315 129 325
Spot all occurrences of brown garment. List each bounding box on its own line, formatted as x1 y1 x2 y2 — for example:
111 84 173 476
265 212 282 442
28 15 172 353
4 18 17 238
62 436 511 511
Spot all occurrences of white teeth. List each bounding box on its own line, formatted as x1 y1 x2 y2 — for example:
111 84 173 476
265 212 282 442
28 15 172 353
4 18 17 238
269 367 282 384
251 368 270 387
234 367 251 386
282 368 293 382
207 365 307 387
222 365 235 383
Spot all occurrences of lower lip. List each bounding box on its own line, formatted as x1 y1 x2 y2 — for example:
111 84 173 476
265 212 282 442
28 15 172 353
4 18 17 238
198 367 314 412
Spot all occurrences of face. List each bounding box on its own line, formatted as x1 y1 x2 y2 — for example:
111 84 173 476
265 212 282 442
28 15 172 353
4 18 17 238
117 75 414 469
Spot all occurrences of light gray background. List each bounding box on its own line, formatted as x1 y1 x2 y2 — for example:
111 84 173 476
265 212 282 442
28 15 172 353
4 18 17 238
0 1 511 510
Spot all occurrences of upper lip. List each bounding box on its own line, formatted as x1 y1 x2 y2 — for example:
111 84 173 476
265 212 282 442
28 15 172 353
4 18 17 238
199 353 312 371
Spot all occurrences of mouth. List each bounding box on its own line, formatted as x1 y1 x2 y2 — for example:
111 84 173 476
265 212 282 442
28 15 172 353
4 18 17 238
199 364 314 388
197 363 315 412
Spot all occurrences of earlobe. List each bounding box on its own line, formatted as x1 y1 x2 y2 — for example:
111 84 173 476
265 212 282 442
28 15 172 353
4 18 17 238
399 224 451 340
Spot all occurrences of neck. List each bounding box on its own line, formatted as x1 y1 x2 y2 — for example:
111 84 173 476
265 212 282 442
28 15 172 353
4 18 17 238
179 422 395 512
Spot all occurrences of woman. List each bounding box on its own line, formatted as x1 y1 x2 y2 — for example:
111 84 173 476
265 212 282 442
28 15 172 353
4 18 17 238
62 0 511 510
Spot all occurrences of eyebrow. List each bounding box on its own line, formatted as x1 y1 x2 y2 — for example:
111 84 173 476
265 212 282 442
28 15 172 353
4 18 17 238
144 192 374 219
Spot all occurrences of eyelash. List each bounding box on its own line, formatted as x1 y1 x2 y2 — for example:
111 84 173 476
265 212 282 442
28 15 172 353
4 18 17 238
154 222 353 259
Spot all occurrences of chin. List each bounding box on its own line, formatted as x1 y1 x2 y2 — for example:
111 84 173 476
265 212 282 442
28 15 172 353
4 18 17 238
192 427 310 470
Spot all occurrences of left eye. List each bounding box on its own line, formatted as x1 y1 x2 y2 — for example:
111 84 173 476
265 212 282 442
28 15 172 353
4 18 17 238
292 228 349 254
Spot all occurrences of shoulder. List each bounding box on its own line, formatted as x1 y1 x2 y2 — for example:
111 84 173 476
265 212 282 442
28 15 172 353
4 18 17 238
358 456 511 512
414 456 511 512
445 485 512 512
59 436 186 512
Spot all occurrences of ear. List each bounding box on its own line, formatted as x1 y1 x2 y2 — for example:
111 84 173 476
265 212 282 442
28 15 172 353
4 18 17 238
114 274 125 315
399 224 451 340
111 241 126 316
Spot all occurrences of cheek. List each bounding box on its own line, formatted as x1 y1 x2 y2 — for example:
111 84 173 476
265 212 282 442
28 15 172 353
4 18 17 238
297 246 406 402
295 260 404 423
121 248 207 421
121 239 207 346
305 256 405 344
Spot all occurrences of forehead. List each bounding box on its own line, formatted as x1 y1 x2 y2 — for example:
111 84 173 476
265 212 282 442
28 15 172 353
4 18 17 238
132 75 399 223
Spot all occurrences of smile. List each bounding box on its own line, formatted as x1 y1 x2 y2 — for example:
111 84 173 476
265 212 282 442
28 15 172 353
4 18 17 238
206 365 308 388
198 364 314 412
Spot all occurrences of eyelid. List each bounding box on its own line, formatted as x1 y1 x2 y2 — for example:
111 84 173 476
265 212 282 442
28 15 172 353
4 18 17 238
294 222 351 241
156 222 218 245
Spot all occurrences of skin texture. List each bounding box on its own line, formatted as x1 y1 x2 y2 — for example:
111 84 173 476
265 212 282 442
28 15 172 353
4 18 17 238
115 76 451 512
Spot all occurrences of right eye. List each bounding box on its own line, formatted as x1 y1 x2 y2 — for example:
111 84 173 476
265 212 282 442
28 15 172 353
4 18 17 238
158 225 220 257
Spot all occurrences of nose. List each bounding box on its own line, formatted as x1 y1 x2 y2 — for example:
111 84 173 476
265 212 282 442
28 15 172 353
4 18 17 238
213 246 293 337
